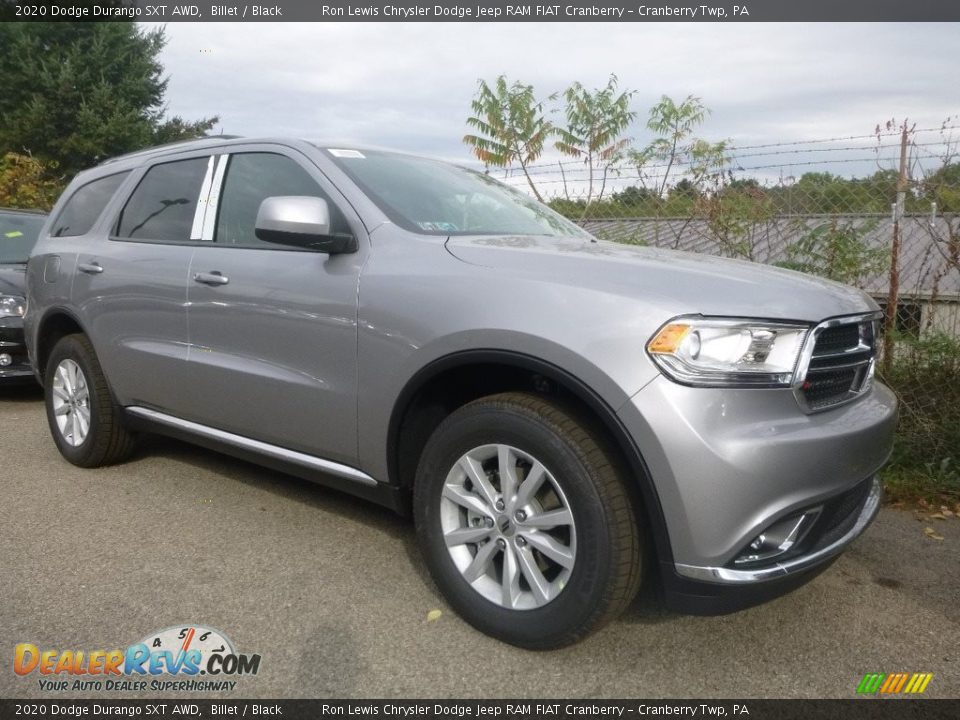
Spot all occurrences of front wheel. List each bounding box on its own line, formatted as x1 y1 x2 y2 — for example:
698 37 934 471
414 392 643 649
44 333 136 467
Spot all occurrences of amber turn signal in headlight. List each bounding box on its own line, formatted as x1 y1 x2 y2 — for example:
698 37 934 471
647 317 810 387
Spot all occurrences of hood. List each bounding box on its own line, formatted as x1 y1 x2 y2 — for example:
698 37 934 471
0 263 27 296
445 235 877 323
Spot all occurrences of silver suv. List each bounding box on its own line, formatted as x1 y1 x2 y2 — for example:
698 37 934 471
25 138 897 648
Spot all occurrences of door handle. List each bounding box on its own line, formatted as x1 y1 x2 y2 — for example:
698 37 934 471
78 262 103 275
193 271 229 286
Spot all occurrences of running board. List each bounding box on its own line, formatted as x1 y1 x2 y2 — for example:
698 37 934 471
125 406 379 486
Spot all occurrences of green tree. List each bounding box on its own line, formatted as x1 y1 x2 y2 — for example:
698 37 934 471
0 153 63 210
463 76 552 202
554 74 636 207
777 171 896 214
922 161 960 213
0 23 218 178
635 95 724 199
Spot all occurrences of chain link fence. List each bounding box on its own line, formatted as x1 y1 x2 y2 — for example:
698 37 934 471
492 128 960 497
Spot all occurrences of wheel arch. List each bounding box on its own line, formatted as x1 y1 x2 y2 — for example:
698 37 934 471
387 349 675 568
33 307 89 384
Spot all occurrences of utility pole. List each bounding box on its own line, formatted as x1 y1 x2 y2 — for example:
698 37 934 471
882 121 910 376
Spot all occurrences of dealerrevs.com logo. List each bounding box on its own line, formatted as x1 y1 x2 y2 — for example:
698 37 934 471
14 625 261 693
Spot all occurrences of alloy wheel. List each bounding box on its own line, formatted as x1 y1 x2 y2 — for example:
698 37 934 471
439 443 577 610
51 359 91 447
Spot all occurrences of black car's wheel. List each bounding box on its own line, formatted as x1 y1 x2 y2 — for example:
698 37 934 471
414 392 643 649
44 334 136 467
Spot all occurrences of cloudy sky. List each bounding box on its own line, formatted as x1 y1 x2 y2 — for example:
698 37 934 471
150 22 960 188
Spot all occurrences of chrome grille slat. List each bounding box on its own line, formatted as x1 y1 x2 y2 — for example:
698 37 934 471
793 313 881 413
808 357 873 372
809 343 872 360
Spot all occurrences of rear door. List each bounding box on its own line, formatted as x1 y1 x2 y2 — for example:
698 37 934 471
73 154 215 410
183 148 366 465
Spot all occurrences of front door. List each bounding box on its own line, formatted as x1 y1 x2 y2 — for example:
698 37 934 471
183 150 365 466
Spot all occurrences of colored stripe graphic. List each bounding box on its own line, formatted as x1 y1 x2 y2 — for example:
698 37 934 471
858 672 933 695
905 673 934 694
857 673 885 693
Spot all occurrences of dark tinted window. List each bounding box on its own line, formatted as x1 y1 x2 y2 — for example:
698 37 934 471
0 211 47 263
215 153 348 248
51 172 129 237
116 158 209 242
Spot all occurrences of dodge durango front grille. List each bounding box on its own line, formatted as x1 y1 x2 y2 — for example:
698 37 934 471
795 314 880 412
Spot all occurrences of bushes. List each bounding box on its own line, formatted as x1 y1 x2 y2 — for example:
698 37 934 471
880 332 960 500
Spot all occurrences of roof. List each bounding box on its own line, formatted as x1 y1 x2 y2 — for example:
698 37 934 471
97 135 244 166
580 214 960 301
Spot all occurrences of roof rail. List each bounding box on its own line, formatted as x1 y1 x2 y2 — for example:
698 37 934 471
98 135 244 166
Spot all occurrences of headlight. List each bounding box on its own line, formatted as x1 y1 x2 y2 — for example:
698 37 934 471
0 295 26 318
647 317 810 387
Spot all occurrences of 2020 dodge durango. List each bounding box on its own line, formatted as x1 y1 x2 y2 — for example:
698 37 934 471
24 138 897 648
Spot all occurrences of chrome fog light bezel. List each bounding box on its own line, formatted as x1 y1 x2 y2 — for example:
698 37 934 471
733 507 822 566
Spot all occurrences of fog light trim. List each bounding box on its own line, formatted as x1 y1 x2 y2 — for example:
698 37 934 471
734 507 821 565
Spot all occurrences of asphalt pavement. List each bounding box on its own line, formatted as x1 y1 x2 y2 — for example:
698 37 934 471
2 384 957 699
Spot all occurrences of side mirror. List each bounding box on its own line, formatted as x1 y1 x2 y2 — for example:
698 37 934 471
254 196 357 254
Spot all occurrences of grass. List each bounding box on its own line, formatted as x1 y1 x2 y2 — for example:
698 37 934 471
880 458 960 507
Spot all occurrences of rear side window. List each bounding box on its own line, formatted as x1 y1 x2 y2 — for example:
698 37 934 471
50 172 129 237
116 157 209 242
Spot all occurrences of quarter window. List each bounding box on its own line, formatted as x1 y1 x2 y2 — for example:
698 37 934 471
215 153 348 248
116 158 209 242
51 172 129 237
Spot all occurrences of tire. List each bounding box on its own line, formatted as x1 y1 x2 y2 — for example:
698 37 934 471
414 391 643 649
44 333 136 467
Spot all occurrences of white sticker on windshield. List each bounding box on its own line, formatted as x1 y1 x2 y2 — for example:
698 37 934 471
328 149 366 159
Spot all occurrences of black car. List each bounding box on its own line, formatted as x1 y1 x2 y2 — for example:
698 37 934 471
1 208 47 382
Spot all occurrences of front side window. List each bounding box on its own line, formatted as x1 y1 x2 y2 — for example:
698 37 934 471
320 147 590 239
51 172 129 238
215 152 348 248
116 158 209 242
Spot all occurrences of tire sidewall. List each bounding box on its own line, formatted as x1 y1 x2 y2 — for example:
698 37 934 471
415 401 617 648
44 336 105 466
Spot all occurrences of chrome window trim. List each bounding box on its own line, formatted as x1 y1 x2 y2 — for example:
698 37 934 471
190 156 217 241
201 154 229 242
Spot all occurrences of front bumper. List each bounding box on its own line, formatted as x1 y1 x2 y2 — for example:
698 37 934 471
675 475 881 583
618 375 897 611
0 318 33 381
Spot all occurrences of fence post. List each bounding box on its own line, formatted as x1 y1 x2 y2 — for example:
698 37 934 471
882 122 910 375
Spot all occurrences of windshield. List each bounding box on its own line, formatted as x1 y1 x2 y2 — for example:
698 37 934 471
0 211 46 263
320 148 590 239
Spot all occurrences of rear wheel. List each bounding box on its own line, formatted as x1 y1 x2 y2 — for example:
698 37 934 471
44 334 136 467
414 392 643 649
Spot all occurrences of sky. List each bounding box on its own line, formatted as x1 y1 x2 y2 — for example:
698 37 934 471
149 22 960 192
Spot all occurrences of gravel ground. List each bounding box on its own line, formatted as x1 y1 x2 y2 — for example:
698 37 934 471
1 384 957 699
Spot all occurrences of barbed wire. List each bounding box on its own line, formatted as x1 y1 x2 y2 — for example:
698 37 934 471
499 127 960 174
489 142 955 184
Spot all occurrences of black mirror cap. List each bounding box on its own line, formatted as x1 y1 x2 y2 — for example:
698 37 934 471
254 228 358 254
